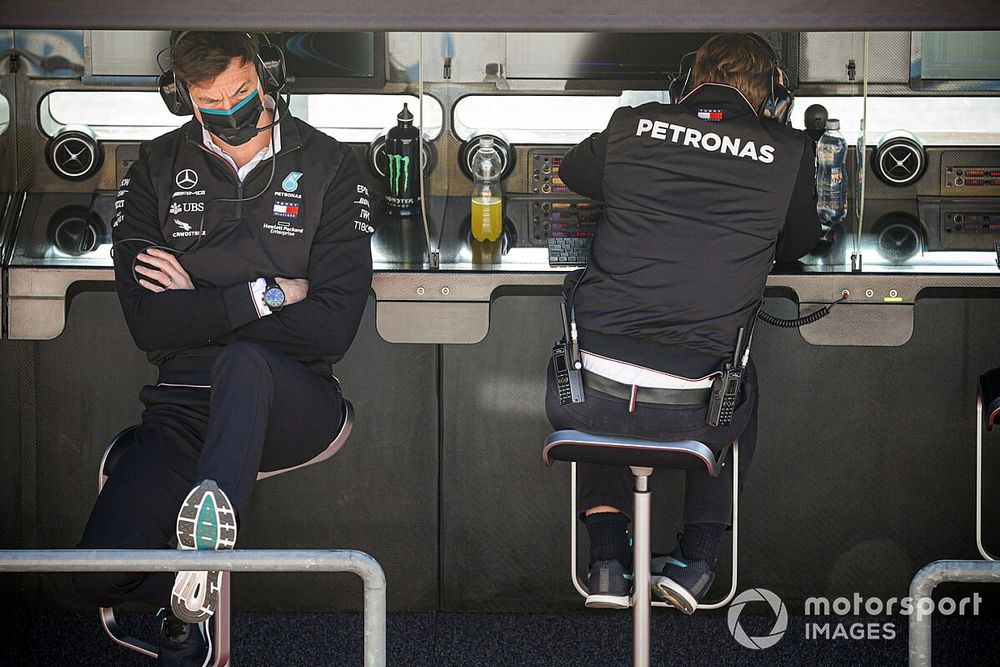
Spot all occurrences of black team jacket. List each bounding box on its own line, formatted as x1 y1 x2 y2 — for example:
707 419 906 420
560 83 821 378
112 109 374 384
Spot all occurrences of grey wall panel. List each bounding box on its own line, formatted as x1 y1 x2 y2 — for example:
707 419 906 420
2 0 999 31
234 299 440 612
440 294 573 611
11 293 440 612
729 296 1000 607
8 290 1000 613
28 291 154 608
441 294 1000 611
0 341 23 550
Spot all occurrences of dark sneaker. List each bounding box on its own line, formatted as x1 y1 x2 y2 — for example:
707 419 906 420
157 608 212 667
171 480 237 624
650 548 714 615
585 559 632 609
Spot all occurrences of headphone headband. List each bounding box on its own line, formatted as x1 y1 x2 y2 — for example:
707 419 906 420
159 32 286 117
669 33 794 124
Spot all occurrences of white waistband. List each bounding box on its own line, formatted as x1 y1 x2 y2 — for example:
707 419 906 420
580 350 716 389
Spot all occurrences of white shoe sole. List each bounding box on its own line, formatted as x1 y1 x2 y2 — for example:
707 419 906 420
171 481 237 624
586 594 631 609
651 575 698 615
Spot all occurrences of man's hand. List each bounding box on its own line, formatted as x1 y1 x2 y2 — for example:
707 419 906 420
276 277 309 306
136 248 194 292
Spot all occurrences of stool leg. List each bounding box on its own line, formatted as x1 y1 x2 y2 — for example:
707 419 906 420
977 396 998 561
630 466 653 667
99 606 158 658
213 572 232 666
696 439 740 610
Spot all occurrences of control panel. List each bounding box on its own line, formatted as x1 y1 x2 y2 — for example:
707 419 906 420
919 198 1000 251
942 153 1000 197
530 151 572 195
947 167 1000 189
528 198 601 266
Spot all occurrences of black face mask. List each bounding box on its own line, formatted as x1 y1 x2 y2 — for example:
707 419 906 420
198 89 264 147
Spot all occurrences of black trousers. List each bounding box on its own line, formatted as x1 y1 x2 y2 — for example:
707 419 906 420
74 341 343 609
545 360 758 526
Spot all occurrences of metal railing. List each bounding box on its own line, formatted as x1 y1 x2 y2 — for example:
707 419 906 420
0 549 386 667
908 559 1000 667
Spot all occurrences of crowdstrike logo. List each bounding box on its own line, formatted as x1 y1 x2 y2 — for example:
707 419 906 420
171 219 205 238
727 588 788 650
175 169 199 190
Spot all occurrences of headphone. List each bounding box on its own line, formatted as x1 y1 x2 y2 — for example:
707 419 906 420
158 32 287 116
116 32 287 278
669 33 794 124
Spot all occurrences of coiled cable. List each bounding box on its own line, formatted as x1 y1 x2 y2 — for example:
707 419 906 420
757 295 847 328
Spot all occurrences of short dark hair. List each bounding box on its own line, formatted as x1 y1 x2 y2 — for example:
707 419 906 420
689 34 777 111
170 31 258 88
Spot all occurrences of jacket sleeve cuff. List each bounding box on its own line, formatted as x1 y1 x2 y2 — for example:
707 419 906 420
223 280 269 329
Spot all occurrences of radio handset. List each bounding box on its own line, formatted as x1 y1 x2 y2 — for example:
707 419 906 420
706 325 751 427
553 301 586 405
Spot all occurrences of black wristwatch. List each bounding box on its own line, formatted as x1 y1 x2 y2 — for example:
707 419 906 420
263 277 286 312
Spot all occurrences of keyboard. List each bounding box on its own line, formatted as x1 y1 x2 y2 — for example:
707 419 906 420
547 235 593 266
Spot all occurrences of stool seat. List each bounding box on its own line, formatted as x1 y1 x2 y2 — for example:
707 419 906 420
101 400 353 485
543 429 727 476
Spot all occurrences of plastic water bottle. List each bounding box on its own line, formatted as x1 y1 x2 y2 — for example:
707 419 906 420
471 137 503 242
816 119 847 225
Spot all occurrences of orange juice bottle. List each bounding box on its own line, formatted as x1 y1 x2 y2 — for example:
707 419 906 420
471 137 503 242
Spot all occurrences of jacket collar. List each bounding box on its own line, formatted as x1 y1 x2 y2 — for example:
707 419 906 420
679 83 759 120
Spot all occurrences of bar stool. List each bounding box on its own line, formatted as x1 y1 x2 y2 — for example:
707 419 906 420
97 399 354 666
977 370 1000 561
543 430 739 667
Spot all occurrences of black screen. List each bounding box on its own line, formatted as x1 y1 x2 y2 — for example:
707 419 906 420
268 32 377 80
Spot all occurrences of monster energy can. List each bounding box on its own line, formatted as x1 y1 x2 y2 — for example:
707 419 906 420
384 103 421 217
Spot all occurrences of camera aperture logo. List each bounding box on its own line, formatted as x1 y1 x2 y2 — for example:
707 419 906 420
726 588 983 649
727 588 788 650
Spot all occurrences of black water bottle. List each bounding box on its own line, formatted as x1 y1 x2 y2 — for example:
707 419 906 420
384 103 421 217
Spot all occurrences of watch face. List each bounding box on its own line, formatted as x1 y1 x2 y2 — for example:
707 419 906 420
264 287 285 308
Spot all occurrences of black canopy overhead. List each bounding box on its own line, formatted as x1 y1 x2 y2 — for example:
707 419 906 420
0 0 997 31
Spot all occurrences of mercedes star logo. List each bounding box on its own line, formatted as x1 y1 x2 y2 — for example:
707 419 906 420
176 169 199 190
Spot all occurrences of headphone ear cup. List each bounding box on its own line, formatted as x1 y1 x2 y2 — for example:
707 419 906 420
158 70 194 116
256 43 286 95
766 78 794 124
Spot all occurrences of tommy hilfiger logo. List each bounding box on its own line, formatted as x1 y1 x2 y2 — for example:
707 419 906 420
698 109 724 122
273 202 299 218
